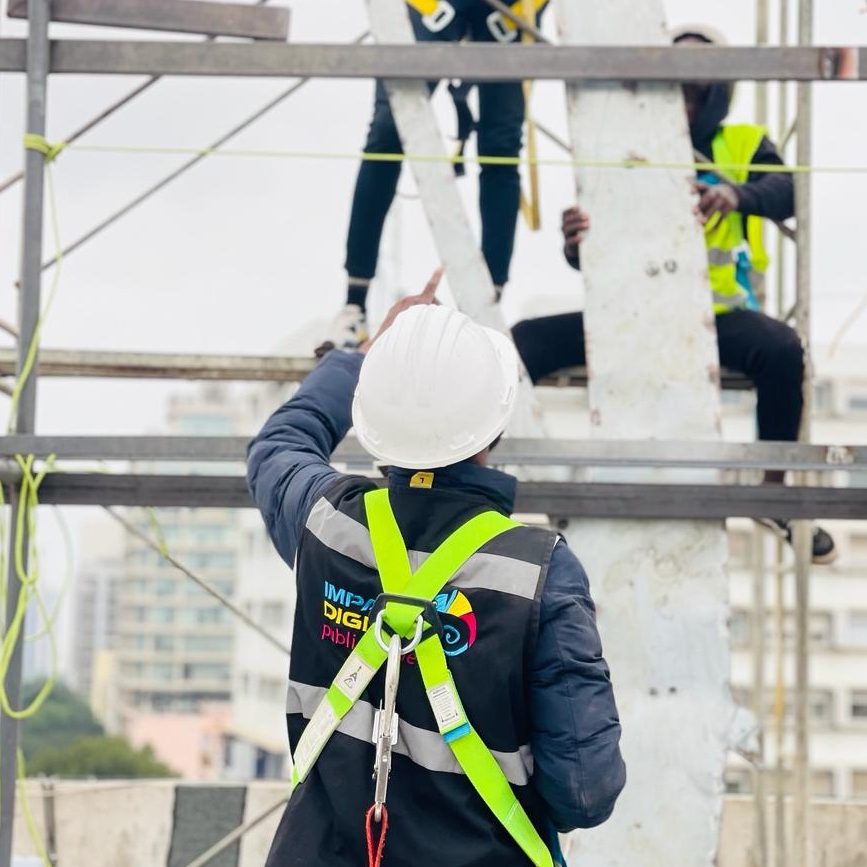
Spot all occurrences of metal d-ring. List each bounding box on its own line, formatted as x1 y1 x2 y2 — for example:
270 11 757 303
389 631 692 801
373 609 424 655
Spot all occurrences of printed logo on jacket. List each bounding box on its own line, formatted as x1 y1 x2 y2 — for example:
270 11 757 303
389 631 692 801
320 580 477 656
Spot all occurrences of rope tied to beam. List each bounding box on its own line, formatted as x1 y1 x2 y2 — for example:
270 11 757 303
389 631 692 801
23 133 68 164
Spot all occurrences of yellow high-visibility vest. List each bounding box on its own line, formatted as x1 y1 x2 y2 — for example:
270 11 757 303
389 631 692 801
706 124 771 314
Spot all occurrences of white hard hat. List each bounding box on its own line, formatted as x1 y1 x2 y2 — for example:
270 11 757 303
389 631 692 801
352 304 520 470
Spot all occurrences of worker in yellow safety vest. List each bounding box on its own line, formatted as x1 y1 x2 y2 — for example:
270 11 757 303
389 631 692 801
510 25 837 565
328 0 549 352
248 272 625 866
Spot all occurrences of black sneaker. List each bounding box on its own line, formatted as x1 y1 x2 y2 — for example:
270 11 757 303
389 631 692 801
758 518 838 565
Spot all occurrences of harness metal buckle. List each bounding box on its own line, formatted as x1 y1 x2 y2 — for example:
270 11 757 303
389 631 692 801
422 1 455 33
486 10 518 42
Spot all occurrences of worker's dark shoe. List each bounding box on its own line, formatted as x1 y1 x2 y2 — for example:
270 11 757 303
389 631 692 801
758 518 838 565
330 303 369 351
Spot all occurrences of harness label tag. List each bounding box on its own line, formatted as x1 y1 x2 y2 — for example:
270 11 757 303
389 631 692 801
427 679 465 732
294 700 337 782
410 471 434 489
335 651 375 702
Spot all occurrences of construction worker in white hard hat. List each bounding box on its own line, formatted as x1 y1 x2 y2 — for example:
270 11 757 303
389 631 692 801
247 270 625 866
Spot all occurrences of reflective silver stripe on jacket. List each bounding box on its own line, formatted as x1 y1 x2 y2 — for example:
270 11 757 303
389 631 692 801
707 246 736 266
287 680 533 787
306 497 542 600
712 290 749 310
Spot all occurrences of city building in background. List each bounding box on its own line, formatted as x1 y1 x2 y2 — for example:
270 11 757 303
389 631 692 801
113 384 248 775
69 519 124 728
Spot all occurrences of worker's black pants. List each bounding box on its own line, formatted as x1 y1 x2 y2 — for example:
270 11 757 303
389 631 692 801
512 309 805 442
345 1 543 289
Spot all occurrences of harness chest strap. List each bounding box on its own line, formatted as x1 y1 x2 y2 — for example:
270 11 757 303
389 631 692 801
290 492 518 785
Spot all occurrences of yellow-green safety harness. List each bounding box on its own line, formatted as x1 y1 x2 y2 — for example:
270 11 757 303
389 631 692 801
289 488 553 867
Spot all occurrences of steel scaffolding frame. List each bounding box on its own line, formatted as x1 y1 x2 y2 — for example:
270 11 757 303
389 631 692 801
1 1 862 865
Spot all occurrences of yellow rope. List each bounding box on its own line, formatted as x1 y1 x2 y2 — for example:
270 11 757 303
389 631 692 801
45 140 867 175
23 133 67 163
16 751 53 867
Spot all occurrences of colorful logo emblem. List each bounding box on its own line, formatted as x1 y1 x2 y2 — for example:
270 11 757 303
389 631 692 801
434 589 477 657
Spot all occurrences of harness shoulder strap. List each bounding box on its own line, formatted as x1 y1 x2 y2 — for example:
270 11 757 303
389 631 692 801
366 489 554 867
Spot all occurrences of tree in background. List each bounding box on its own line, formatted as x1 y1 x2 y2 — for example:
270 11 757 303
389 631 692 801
20 680 103 760
28 736 176 778
21 679 177 778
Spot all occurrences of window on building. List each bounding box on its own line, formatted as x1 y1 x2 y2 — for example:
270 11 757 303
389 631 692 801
844 613 867 648
852 770 867 798
850 533 867 564
724 767 752 794
763 611 833 650
810 690 835 726
762 689 834 727
812 380 834 414
847 392 867 413
154 636 175 652
851 690 867 720
185 635 231 653
261 601 287 629
151 607 174 624
258 677 285 703
149 662 174 680
727 530 752 570
811 770 836 798
769 769 836 797
183 663 229 682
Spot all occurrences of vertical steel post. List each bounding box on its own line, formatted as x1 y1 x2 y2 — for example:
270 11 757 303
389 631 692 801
773 538 787 867
751 526 768 867
774 4 791 864
0 3 51 866
792 1 814 865
751 6 771 863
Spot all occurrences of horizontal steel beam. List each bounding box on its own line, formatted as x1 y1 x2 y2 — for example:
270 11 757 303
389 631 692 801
0 348 315 382
0 40 862 81
8 472 864 518
1 435 864 472
0 348 752 389
6 0 290 41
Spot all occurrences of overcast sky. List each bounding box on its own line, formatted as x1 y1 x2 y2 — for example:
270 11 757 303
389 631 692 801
0 0 865 676
1 0 866 437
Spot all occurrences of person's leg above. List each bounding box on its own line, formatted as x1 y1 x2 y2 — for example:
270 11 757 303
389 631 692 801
341 80 405 344
475 80 524 297
338 3 467 348
512 312 587 383
715 309 835 563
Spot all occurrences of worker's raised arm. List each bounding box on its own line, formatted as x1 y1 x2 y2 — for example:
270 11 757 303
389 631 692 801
529 539 626 831
246 350 362 566
247 269 444 567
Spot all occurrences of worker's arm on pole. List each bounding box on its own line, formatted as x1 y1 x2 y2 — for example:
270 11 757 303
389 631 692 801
246 349 363 566
529 540 626 831
737 136 795 222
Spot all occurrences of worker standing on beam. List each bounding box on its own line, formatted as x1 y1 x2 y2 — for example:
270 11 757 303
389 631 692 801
248 271 625 866
330 0 548 350
511 25 837 565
